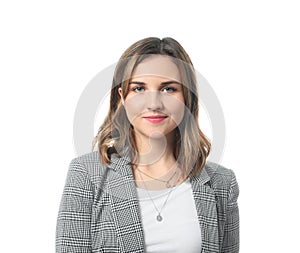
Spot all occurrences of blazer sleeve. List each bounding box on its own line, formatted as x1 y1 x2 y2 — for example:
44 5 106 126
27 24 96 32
221 171 240 253
56 158 94 253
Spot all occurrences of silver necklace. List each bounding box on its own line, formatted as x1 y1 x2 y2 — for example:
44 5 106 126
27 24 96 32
137 168 181 222
134 165 179 188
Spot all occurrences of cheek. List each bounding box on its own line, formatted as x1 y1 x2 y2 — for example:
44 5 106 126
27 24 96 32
164 96 185 124
123 96 144 122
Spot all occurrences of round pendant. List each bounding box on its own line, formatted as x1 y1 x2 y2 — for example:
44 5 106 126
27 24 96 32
157 214 163 222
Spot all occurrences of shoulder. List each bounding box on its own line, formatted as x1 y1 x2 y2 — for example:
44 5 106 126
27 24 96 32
68 151 109 185
204 161 237 187
203 161 239 201
71 150 102 167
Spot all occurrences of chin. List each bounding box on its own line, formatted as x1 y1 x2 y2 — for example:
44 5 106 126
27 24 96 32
141 129 175 140
148 132 166 139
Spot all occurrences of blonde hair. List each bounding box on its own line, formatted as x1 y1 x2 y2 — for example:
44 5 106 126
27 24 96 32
92 37 210 178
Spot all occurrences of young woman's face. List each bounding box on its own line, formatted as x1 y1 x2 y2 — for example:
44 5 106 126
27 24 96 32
118 55 185 140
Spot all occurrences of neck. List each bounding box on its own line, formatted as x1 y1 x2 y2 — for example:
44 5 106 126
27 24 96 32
132 131 185 189
135 132 175 170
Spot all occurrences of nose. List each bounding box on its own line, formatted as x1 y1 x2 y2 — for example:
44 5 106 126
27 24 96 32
145 90 163 111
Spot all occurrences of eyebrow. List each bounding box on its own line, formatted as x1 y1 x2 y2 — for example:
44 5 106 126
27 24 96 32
129 80 181 87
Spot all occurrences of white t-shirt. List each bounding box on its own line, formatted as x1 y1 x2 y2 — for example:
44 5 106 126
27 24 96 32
136 177 202 253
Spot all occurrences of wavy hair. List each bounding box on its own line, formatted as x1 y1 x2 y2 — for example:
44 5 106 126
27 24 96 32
92 37 211 178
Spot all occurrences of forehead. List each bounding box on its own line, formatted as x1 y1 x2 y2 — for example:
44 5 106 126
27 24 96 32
132 55 181 82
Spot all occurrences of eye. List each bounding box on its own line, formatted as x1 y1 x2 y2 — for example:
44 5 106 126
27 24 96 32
132 86 145 93
162 87 177 93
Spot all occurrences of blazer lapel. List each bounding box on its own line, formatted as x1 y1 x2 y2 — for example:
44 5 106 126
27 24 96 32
190 167 220 253
107 154 145 253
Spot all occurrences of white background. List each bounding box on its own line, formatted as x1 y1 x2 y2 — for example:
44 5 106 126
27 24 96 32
1 0 299 252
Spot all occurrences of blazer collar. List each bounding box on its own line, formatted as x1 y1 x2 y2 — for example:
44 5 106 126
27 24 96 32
107 153 132 176
107 154 219 253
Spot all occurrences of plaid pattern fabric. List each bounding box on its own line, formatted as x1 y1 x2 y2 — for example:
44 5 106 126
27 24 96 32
56 151 239 253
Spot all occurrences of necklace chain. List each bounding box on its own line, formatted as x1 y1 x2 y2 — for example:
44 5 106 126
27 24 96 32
136 165 181 222
134 164 180 186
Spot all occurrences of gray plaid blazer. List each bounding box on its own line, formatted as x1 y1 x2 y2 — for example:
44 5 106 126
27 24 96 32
56 151 239 253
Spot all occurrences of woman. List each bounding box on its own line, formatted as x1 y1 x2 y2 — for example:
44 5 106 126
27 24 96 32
56 37 239 253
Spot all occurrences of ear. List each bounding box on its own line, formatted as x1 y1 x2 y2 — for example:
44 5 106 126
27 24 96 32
118 88 125 105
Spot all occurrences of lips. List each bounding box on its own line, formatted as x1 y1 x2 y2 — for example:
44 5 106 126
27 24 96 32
143 115 168 123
